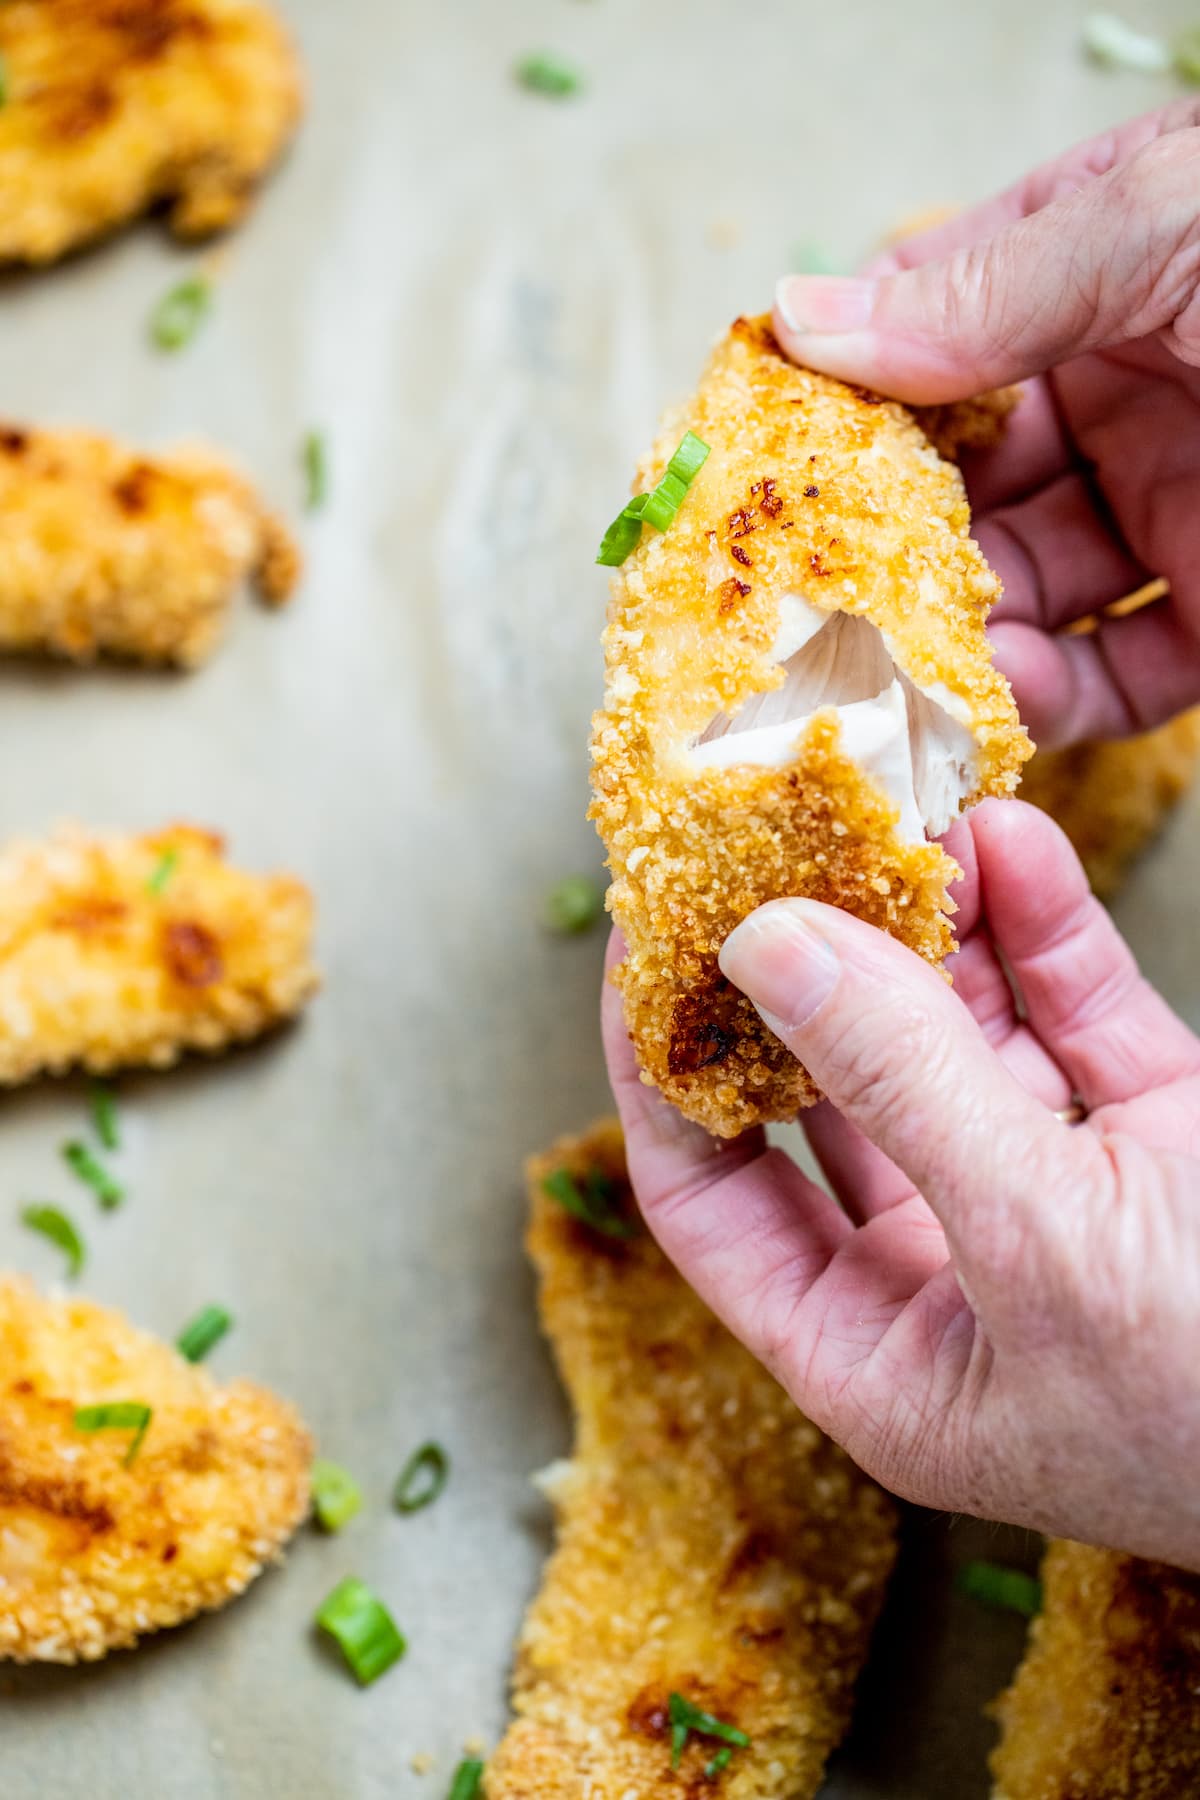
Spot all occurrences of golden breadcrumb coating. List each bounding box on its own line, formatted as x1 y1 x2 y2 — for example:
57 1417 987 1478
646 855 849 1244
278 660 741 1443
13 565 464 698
0 823 318 1084
0 0 303 265
0 1276 312 1663
0 423 299 667
590 315 1029 1137
990 1540 1200 1799
1021 712 1200 900
487 1119 896 1800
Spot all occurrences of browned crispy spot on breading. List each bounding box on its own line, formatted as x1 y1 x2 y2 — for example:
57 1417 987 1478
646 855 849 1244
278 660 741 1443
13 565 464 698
668 986 737 1075
111 462 158 515
163 919 224 988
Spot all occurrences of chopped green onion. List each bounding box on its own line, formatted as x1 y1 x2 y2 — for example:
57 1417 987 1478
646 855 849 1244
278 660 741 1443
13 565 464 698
446 1760 485 1800
74 1402 152 1465
790 240 839 275
959 1560 1043 1617
175 1305 233 1363
146 846 179 895
542 1166 635 1239
311 1458 363 1532
705 1749 733 1780
315 1577 406 1685
20 1204 85 1279
90 1082 120 1151
62 1140 124 1211
544 874 604 935
668 1693 750 1769
1173 26 1200 81
596 432 710 565
302 429 328 511
515 53 582 97
393 1440 450 1514
149 276 212 351
0 54 9 108
1081 12 1170 71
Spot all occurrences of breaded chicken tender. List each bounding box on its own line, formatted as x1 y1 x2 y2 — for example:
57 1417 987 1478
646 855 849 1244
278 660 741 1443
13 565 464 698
590 316 1030 1137
0 423 299 667
0 0 303 265
990 1540 1200 1799
487 1120 896 1800
1021 712 1200 901
0 1276 312 1662
0 823 318 1084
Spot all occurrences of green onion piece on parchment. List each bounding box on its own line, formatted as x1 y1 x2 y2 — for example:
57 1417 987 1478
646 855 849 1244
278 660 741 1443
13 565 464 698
302 429 328 510
958 1559 1043 1617
542 1165 635 1239
596 431 710 566
149 276 212 352
20 1204 86 1278
311 1458 363 1532
544 874 603 935
146 846 179 895
446 1761 485 1800
668 1692 751 1770
1174 26 1200 82
74 1402 153 1466
1081 12 1171 71
393 1440 450 1514
515 53 582 97
315 1577 406 1685
176 1305 233 1363
90 1082 120 1151
62 1140 124 1211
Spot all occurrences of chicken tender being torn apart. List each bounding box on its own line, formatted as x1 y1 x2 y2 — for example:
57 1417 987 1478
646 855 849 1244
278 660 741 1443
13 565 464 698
0 0 303 265
0 424 299 667
0 823 318 1084
590 315 1030 1137
487 1119 896 1800
990 1540 1200 1798
0 1276 312 1663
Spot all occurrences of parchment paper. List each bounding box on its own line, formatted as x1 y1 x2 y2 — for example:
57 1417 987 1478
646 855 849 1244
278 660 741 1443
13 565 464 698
1 2 1197 1793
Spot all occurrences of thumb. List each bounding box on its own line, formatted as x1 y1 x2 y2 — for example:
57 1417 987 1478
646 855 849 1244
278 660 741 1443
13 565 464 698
772 127 1200 403
718 898 1093 1276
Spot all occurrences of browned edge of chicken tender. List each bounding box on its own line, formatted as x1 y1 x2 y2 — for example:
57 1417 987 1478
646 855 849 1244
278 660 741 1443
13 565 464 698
590 313 1029 1136
0 0 305 265
0 822 319 1084
990 1540 1200 1799
486 1118 897 1800
0 1275 313 1663
0 424 300 667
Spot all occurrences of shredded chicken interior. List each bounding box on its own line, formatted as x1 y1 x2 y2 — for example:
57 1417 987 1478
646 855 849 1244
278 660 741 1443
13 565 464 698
689 594 978 839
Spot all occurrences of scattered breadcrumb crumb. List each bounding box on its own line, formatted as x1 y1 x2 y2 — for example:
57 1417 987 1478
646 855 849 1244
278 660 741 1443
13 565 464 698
0 424 300 667
0 822 318 1085
410 1752 435 1776
486 1120 896 1799
990 1540 1200 1798
0 0 304 265
0 1276 312 1663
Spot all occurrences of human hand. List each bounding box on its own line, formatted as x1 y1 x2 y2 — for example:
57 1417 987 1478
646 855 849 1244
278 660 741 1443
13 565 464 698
601 800 1200 1568
771 101 1200 752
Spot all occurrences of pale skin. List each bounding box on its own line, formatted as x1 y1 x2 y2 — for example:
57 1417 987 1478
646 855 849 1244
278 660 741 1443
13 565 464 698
603 105 1200 1569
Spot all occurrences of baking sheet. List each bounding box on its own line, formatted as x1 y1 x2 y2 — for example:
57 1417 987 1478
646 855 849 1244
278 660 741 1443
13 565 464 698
1 1 1198 1792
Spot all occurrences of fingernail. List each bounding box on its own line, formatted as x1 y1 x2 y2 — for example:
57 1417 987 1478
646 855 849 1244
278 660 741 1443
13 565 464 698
719 901 840 1033
775 274 876 337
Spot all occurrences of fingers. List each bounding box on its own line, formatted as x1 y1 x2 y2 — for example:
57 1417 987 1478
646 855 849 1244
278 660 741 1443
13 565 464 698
990 598 1200 748
956 380 1073 512
717 892 1090 1280
773 117 1200 403
969 800 1200 1108
978 472 1149 632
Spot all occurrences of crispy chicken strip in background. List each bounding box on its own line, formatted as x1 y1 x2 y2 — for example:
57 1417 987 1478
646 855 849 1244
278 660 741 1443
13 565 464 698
487 1120 896 1800
0 0 303 264
0 1276 312 1663
989 1541 1200 1799
0 424 299 667
0 823 318 1084
590 315 1030 1138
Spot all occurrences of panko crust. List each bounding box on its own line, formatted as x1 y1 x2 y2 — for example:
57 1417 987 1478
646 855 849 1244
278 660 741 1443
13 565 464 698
990 1541 1200 1799
0 0 303 264
487 1120 897 1800
0 1276 312 1663
1020 711 1200 900
590 315 1029 1137
0 822 318 1084
0 423 299 667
